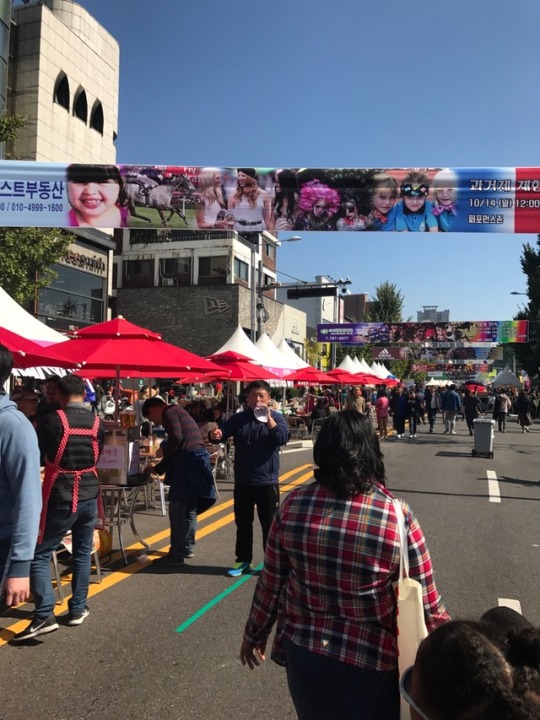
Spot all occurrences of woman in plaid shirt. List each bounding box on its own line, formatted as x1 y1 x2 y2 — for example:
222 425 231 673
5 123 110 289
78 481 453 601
240 411 449 720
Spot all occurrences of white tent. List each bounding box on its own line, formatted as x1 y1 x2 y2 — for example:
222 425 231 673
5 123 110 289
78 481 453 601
490 368 522 387
255 333 299 378
358 357 374 374
352 356 363 370
212 325 268 365
0 286 65 344
277 338 309 369
337 355 359 373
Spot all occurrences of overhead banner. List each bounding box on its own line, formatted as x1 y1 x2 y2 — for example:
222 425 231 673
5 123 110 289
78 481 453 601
2 161 540 232
372 346 497 364
318 321 529 345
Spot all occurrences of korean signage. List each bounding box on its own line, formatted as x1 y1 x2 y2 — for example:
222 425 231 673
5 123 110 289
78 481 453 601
318 321 529 344
3 161 540 232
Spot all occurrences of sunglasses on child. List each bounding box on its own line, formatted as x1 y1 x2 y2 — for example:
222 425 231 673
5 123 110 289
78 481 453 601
401 183 428 197
400 665 431 720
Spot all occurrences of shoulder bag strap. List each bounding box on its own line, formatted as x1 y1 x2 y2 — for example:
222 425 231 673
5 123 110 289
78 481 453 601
392 498 409 581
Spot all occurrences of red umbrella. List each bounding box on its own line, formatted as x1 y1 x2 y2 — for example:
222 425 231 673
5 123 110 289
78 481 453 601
0 325 76 369
51 317 222 416
205 351 280 381
176 370 229 384
325 369 364 385
52 317 221 374
284 366 333 384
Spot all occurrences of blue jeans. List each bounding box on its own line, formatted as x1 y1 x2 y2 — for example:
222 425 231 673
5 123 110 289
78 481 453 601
284 638 399 720
31 497 98 618
168 500 197 559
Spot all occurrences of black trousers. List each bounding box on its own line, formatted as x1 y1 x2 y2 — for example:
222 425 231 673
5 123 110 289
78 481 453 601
233 483 280 564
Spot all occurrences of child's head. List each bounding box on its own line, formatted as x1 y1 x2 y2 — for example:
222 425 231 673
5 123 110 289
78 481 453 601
432 169 458 207
298 180 341 218
371 173 398 215
67 164 126 221
400 171 429 213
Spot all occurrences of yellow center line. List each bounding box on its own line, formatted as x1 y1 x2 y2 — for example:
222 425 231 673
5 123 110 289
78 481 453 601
0 464 313 647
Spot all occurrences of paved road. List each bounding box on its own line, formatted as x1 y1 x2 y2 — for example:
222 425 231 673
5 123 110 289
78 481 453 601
1 417 538 720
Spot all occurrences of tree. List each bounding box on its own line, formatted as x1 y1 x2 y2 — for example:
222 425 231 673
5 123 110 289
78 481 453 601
0 228 72 305
365 281 405 322
512 237 540 380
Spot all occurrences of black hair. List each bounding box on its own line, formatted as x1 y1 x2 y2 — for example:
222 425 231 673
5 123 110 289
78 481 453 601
244 380 271 395
67 164 127 206
0 344 13 387
414 620 540 720
58 374 85 397
313 411 386 497
274 169 298 224
142 396 167 418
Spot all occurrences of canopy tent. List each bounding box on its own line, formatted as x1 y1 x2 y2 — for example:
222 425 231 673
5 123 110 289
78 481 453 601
212 325 267 365
276 338 309 369
0 286 65 345
336 355 359 373
255 333 300 378
204 351 280 381
490 368 522 387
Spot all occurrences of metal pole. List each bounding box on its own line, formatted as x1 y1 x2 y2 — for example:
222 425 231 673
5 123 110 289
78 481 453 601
250 239 257 342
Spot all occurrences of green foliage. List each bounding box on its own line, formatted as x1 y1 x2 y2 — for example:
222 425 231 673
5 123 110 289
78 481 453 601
0 112 26 143
365 281 405 322
305 337 323 368
0 228 73 304
513 238 540 380
391 359 409 381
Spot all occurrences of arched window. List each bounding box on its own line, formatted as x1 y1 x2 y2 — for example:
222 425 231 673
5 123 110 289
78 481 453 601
53 72 70 110
90 100 104 135
73 88 88 123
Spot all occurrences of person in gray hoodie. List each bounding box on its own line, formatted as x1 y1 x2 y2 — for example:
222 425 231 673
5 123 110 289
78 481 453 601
0 344 42 608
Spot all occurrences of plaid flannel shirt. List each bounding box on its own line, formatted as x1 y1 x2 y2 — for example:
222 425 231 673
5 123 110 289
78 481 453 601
244 481 449 671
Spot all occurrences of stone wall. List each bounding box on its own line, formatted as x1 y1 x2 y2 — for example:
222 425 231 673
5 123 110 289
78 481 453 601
117 284 285 356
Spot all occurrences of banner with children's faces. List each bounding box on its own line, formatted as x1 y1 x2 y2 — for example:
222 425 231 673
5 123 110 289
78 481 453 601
318 321 529 344
2 161 540 232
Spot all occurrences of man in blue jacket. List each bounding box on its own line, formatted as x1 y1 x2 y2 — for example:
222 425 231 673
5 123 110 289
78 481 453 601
210 380 290 577
442 384 462 434
0 345 42 610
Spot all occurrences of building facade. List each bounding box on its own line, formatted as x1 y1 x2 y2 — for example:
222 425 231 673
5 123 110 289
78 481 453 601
114 229 307 357
4 0 120 331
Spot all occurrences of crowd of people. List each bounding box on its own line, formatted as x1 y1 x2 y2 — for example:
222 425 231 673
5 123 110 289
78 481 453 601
2 349 539 718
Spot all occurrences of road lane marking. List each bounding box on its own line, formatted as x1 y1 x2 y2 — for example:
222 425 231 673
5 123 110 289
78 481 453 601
487 470 501 503
176 563 264 634
498 598 522 614
0 464 314 647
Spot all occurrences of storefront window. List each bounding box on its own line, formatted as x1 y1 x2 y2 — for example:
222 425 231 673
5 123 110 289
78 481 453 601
37 264 105 330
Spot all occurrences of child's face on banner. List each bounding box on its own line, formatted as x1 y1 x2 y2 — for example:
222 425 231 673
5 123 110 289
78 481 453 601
68 179 120 220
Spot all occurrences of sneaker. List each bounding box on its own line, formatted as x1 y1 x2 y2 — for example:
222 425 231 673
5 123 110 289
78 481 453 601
451 431 457 435
227 561 252 577
13 615 59 642
68 607 89 626
443 430 449 434
412 434 417 438
183 552 195 559
153 555 185 568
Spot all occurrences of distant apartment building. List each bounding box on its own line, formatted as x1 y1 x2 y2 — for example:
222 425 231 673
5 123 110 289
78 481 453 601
417 305 450 323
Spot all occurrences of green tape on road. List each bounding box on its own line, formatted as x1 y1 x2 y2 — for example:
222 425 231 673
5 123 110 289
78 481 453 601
175 563 264 634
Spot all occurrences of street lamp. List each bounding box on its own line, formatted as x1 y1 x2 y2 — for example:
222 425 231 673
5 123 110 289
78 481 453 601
245 233 302 341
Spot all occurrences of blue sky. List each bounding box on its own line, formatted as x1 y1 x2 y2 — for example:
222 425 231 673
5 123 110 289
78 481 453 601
80 0 540 321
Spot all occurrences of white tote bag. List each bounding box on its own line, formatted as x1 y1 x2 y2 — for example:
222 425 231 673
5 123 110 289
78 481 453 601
392 499 428 720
